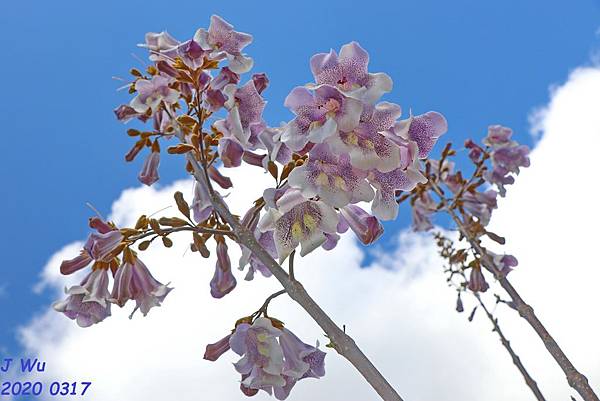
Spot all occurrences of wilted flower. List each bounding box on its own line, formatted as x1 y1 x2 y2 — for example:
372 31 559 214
53 268 112 327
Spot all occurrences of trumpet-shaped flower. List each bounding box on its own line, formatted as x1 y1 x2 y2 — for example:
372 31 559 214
258 189 339 261
328 102 404 172
230 317 286 392
129 75 179 115
53 268 112 327
287 143 374 208
281 85 362 151
194 15 253 73
110 252 172 316
309 41 392 104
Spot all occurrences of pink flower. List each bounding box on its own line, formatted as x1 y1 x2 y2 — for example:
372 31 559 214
138 146 160 186
210 239 237 298
53 268 112 327
110 251 172 317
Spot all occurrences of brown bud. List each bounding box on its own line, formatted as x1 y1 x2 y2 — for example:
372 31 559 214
280 162 295 181
158 217 188 227
149 218 163 235
177 115 197 127
267 161 278 180
174 191 191 219
146 65 158 75
119 228 139 238
134 215 148 230
127 128 141 137
167 144 196 154
162 236 173 248
138 240 151 251
129 68 143 77
193 232 210 258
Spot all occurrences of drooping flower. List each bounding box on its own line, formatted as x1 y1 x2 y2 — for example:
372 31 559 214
287 143 374 208
281 85 362 151
210 239 237 298
482 252 518 277
194 15 253 73
83 230 123 263
274 328 326 400
327 102 404 172
368 167 427 221
239 230 276 281
204 334 232 362
339 204 384 245
468 266 489 293
129 75 179 115
110 249 172 317
60 251 93 275
192 180 214 223
258 189 339 261
229 317 286 393
53 268 112 327
309 41 392 104
207 166 233 189
138 145 160 186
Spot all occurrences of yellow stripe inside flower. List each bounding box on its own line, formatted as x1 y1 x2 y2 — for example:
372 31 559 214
291 221 304 241
303 214 318 232
345 132 359 146
315 172 329 186
334 175 347 190
257 343 270 356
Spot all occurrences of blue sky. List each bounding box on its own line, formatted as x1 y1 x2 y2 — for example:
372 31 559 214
0 0 599 358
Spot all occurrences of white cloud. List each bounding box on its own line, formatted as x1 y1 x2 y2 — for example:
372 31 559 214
17 65 600 401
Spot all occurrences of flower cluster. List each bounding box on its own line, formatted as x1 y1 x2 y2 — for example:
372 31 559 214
53 217 172 327
411 125 530 234
404 125 530 292
205 317 325 399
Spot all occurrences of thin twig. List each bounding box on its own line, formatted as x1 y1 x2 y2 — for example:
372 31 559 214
429 179 599 401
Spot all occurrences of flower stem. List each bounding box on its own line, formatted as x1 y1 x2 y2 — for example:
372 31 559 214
440 199 599 401
187 155 404 401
